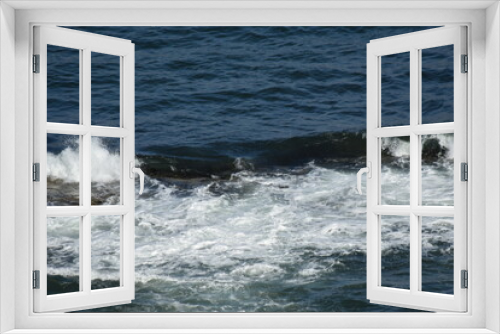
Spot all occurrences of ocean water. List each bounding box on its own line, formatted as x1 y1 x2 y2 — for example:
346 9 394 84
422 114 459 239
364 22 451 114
45 26 455 312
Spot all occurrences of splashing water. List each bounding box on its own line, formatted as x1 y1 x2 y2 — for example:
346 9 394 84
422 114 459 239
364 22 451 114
47 137 121 183
47 135 454 311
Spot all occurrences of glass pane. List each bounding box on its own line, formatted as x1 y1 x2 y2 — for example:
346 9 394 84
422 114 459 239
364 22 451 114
421 134 454 206
421 45 454 124
47 216 80 295
381 136 410 205
47 45 80 124
91 137 121 205
92 52 121 127
381 52 410 127
421 216 454 294
47 134 80 206
91 215 121 290
381 215 410 290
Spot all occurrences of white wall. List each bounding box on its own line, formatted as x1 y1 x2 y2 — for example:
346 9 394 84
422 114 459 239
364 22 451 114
1 3 497 332
0 2 16 333
485 2 500 333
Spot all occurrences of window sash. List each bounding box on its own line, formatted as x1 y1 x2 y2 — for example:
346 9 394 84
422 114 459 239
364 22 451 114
32 25 136 313
366 26 468 312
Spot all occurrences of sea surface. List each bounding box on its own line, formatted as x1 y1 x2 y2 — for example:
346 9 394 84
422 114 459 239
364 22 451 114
45 26 455 312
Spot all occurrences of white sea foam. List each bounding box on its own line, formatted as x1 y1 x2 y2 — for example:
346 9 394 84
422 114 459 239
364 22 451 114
47 137 121 183
382 134 454 160
382 137 410 158
47 145 80 182
231 264 284 278
436 133 454 159
47 139 454 288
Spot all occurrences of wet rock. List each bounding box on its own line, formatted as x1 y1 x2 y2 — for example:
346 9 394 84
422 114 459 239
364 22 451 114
422 138 448 163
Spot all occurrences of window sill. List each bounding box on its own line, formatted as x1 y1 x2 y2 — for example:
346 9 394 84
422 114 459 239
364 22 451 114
3 329 498 334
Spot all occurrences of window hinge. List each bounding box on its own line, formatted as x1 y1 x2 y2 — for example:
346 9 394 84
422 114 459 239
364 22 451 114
33 54 40 73
33 163 40 182
33 270 40 289
461 162 468 181
461 270 468 289
461 54 468 73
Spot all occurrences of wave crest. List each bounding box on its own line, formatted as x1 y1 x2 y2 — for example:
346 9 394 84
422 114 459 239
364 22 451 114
47 137 121 182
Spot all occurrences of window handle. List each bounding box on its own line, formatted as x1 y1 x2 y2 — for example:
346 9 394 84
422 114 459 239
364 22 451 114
129 161 145 195
356 162 371 195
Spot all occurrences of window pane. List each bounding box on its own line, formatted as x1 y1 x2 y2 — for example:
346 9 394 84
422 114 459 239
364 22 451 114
381 52 410 127
91 215 121 290
47 134 80 206
421 45 454 124
47 216 80 295
92 52 121 127
421 134 454 206
381 136 410 205
421 216 454 294
47 45 80 124
91 137 121 205
381 215 410 290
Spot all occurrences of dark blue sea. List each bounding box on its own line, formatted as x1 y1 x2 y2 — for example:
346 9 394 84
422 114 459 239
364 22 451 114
45 26 455 312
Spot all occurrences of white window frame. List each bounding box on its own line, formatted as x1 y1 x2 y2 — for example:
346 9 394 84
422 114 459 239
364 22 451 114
33 25 136 313
366 26 468 312
0 1 499 333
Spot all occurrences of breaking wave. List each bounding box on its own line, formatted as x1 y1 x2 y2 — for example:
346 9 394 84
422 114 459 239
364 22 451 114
47 137 121 183
47 134 454 311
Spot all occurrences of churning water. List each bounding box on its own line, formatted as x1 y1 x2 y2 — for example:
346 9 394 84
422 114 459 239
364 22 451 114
45 26 454 312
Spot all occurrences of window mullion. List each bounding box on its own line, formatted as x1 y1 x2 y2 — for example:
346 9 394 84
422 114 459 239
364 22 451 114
45 206 129 217
409 47 420 294
373 123 454 138
82 48 92 294
82 48 91 207
82 213 91 294
372 126 411 138
78 48 84 293
89 126 129 138
413 123 454 135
